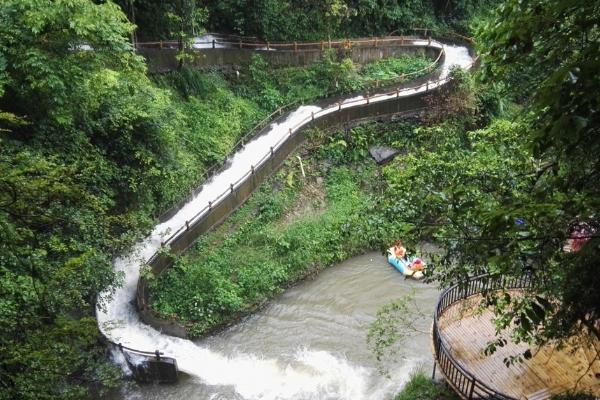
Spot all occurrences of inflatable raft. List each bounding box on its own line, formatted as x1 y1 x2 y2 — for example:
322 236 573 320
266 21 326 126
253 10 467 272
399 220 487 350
387 248 425 279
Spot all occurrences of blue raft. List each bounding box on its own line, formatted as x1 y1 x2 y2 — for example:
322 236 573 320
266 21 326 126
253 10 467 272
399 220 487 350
387 248 425 279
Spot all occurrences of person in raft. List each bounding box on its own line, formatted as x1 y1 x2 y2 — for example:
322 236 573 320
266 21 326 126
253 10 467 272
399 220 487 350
393 240 407 259
393 240 425 271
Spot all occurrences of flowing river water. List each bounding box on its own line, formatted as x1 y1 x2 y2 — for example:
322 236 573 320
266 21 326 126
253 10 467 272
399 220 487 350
113 252 440 400
99 39 473 399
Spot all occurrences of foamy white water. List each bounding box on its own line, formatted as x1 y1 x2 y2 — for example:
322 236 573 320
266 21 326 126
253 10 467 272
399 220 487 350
98 40 473 400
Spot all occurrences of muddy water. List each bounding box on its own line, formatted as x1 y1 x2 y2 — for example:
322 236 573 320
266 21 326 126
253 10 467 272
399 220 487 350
115 252 439 400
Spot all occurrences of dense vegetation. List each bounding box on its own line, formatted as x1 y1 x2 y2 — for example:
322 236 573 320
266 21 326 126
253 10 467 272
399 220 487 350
120 0 491 41
364 0 600 378
394 370 459 400
1 0 598 398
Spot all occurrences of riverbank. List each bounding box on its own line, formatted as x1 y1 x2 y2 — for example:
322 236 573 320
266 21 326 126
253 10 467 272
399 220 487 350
112 252 441 400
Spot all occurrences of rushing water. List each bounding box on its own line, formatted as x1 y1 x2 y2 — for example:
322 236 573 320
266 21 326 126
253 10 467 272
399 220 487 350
112 252 439 400
97 40 472 399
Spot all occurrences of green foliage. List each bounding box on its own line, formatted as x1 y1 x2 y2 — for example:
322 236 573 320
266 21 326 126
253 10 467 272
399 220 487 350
394 370 460 400
116 0 207 43
359 56 431 82
201 0 491 40
121 0 493 41
467 0 600 347
238 53 432 109
367 294 430 376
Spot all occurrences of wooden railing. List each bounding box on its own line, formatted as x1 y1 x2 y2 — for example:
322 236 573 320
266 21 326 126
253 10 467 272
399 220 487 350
134 29 475 52
432 274 536 399
136 34 431 51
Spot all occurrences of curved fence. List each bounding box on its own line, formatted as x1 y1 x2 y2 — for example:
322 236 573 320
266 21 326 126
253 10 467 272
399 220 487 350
135 29 473 51
101 31 478 374
432 274 536 400
138 34 445 72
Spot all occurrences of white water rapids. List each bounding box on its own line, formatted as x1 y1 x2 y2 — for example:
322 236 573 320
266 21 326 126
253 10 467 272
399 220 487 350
98 40 473 399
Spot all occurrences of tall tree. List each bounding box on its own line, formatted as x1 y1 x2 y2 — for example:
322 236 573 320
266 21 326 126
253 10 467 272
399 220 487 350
0 0 180 397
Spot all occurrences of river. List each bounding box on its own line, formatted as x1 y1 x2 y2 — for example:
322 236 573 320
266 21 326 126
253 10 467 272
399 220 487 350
113 252 439 400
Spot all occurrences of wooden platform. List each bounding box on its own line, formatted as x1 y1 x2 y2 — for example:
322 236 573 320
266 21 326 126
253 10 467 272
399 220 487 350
437 293 600 399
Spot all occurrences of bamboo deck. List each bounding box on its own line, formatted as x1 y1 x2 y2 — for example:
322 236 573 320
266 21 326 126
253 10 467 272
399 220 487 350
437 293 600 399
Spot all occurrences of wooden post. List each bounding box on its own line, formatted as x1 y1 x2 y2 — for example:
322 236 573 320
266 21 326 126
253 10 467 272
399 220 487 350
185 221 190 230
328 38 332 49
159 40 163 50
374 37 378 48
401 36 404 45
212 39 215 49
239 39 242 49
251 165 255 174
208 201 212 210
266 41 270 50
321 41 324 51
338 102 342 111
366 95 370 104
396 88 400 98
311 112 314 121
294 41 297 52
426 81 429 91
428 36 432 45
270 146 274 155
289 128 293 136
230 183 234 193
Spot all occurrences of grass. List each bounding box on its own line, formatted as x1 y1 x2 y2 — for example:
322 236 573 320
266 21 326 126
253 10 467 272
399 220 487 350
395 370 460 400
359 56 432 82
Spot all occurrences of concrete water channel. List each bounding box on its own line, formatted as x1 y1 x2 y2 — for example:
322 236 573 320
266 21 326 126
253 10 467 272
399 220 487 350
98 35 475 399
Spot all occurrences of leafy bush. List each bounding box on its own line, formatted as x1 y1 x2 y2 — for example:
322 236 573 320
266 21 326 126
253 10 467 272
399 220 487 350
359 56 431 82
395 370 460 400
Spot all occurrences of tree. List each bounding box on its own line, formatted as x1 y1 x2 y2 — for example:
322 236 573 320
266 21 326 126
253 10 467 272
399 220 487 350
472 0 600 348
0 0 184 397
379 0 599 365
